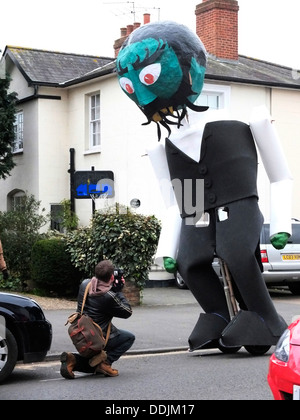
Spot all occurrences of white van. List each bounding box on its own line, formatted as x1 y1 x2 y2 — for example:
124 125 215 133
260 221 300 295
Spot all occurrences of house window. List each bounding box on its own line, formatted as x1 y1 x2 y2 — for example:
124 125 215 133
8 190 26 211
195 83 231 110
197 93 220 109
50 204 64 232
89 93 100 149
13 111 24 153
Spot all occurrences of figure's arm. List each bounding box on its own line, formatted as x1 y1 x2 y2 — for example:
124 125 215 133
146 143 181 268
155 205 181 269
249 106 293 247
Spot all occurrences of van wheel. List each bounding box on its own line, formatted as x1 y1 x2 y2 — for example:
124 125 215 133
174 272 188 289
288 283 300 296
218 344 241 354
244 345 271 355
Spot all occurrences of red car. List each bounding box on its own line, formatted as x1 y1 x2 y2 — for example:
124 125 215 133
268 318 300 400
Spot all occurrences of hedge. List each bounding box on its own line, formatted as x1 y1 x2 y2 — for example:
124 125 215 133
31 237 82 296
66 204 161 290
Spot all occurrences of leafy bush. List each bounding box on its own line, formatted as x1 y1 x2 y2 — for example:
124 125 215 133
0 273 22 291
0 194 49 287
31 238 82 296
66 204 161 290
58 199 79 232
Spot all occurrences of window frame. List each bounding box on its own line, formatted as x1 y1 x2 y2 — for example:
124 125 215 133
7 190 26 211
89 92 101 151
12 110 24 153
50 204 64 232
195 83 231 110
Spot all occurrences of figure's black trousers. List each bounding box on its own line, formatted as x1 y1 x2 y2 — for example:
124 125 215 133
177 197 284 336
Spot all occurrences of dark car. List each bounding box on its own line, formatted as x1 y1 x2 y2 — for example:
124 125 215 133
0 292 52 383
175 221 300 295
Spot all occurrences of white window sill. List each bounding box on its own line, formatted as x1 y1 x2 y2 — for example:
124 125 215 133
84 148 101 156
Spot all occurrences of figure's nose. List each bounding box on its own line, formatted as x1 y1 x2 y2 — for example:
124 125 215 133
134 83 157 107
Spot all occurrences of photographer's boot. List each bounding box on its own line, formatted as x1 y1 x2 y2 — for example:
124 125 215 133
96 361 119 377
89 350 107 368
60 352 76 379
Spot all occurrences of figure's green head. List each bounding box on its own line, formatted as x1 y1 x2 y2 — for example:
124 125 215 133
116 21 207 138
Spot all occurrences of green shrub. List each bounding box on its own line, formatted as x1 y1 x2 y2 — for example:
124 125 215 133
58 199 79 232
0 273 22 291
0 194 49 288
66 204 161 290
31 238 82 296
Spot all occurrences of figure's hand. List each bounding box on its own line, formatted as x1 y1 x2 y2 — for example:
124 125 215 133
270 232 290 250
2 269 9 280
163 257 178 273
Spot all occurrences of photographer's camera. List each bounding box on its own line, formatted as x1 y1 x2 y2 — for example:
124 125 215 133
112 268 124 292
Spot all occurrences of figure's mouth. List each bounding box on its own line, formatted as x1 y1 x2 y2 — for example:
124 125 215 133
152 107 174 122
141 103 188 141
140 97 174 122
139 92 209 141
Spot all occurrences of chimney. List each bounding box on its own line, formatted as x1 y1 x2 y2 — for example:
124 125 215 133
143 13 150 24
113 25 135 57
126 24 134 35
113 14 151 57
195 0 239 61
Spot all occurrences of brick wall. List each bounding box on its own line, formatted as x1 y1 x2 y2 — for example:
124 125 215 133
195 0 239 61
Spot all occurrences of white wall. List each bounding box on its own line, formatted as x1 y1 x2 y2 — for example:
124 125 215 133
272 88 300 219
7 60 33 99
0 80 40 211
229 83 299 222
67 75 166 227
38 87 70 215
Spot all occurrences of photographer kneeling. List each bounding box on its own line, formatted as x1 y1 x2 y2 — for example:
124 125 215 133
60 259 135 379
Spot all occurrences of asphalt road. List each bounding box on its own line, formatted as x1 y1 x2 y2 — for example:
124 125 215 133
0 348 274 401
1 287 299 401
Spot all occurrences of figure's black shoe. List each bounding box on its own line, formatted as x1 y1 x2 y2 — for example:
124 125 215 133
220 310 287 348
188 313 228 351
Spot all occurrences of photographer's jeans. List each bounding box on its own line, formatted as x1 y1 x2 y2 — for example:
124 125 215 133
73 329 135 373
105 329 135 364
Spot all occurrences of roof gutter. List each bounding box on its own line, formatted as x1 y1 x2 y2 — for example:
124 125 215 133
17 94 61 104
16 84 61 104
205 73 300 90
59 61 116 87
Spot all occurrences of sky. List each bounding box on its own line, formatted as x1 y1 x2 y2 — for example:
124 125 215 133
1 0 300 70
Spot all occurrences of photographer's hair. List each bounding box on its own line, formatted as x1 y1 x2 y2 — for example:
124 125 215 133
95 260 114 283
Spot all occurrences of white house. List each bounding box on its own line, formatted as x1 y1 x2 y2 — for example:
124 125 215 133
1 0 300 234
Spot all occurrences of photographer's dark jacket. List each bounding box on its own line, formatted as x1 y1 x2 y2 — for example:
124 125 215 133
77 278 132 339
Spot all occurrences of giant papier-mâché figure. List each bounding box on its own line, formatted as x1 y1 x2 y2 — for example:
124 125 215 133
116 21 293 352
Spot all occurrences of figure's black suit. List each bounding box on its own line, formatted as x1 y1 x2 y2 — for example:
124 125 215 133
165 120 287 349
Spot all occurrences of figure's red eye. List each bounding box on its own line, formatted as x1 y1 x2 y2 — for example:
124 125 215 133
119 77 134 94
139 63 161 86
144 74 155 84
